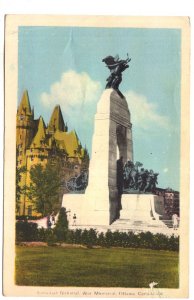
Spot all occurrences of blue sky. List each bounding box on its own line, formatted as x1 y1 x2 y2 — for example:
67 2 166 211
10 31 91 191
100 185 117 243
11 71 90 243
18 26 181 190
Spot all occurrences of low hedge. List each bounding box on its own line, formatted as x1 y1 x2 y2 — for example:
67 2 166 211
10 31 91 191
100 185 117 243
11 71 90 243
16 223 179 251
66 229 179 251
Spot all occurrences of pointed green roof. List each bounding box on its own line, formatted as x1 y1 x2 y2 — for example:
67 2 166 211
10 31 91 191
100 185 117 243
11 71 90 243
53 130 83 157
48 105 65 132
30 117 47 148
18 90 32 115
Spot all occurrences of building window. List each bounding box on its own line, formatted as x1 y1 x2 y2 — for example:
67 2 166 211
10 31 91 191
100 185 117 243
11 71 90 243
31 157 34 162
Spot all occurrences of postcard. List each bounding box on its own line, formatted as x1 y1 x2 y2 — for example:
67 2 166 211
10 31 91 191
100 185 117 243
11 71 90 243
3 15 190 297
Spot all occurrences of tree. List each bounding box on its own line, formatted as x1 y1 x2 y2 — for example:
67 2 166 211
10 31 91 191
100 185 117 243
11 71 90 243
16 166 26 213
28 163 62 216
54 207 68 242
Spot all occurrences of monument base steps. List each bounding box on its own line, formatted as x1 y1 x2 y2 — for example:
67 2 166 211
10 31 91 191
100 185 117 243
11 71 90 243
67 222 178 237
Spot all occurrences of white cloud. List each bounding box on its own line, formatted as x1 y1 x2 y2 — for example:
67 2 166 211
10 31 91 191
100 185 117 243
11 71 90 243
40 70 102 112
125 90 170 130
163 168 169 173
40 70 102 150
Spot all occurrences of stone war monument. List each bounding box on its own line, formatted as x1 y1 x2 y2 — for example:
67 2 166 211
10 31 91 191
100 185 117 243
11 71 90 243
62 54 167 232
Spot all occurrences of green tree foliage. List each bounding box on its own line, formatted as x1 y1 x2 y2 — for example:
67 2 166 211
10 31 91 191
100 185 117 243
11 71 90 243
54 207 68 242
16 166 26 213
27 163 62 216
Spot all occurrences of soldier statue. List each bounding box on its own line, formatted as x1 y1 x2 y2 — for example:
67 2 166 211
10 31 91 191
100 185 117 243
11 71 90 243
123 161 159 193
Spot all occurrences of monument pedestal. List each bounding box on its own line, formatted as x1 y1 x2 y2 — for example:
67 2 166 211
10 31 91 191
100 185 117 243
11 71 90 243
118 193 167 228
62 192 168 230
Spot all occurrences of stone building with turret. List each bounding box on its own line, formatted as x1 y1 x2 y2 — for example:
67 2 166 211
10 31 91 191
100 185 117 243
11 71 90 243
16 90 89 216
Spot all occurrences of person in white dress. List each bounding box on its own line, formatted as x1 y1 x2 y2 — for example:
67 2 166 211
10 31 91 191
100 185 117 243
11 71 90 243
172 213 179 230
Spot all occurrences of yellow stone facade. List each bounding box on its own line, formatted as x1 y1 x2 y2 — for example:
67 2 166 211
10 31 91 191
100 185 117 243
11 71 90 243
16 90 89 216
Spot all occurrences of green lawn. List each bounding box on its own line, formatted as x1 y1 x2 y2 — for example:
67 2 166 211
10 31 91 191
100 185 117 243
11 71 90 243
15 246 179 288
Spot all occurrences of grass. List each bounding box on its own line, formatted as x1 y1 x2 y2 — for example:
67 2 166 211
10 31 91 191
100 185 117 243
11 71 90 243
15 246 179 288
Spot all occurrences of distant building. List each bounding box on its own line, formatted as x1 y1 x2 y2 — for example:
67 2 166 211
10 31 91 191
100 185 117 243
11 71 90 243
154 187 179 218
16 90 89 216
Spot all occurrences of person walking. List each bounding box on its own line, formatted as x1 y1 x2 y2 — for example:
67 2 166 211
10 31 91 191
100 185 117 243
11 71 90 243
51 211 55 226
47 214 51 229
172 213 179 230
73 213 77 226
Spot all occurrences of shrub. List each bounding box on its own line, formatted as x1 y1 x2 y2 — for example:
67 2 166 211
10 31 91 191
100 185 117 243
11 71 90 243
138 231 154 249
16 221 38 242
80 229 98 247
98 232 105 246
126 231 139 248
169 235 179 251
66 230 75 244
152 233 169 250
71 229 83 244
104 230 114 247
87 228 98 246
53 207 68 242
46 230 58 246
37 228 52 242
